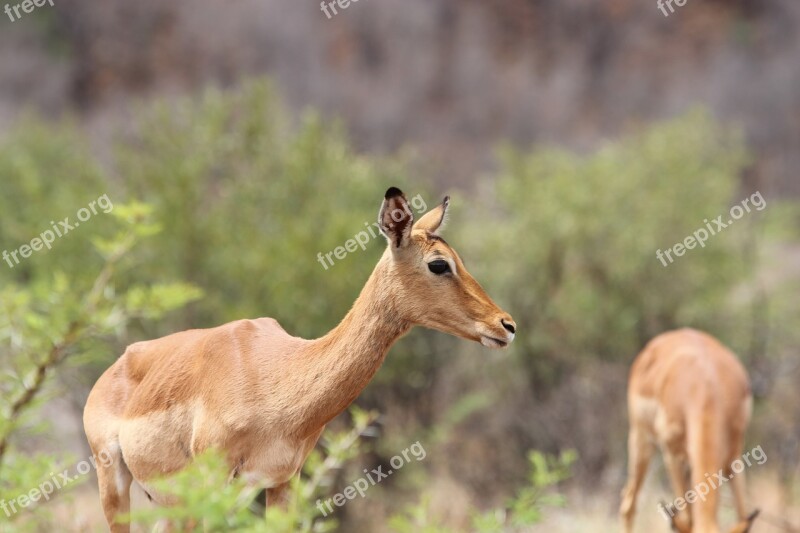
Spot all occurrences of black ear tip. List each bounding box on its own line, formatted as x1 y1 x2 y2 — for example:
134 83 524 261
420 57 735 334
443 195 450 206
385 186 404 199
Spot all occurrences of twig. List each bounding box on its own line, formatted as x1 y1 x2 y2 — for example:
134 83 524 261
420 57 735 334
0 242 127 472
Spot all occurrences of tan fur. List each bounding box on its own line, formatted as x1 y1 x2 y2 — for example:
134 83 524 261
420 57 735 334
620 328 757 533
83 189 515 532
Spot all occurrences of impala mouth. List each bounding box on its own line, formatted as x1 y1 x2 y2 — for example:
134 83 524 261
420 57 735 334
480 336 509 348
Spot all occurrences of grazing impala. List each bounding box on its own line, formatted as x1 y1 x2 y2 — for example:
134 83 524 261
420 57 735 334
620 328 758 533
84 187 516 532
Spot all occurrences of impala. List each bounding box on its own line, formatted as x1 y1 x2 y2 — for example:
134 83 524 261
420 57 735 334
620 328 758 533
83 187 516 531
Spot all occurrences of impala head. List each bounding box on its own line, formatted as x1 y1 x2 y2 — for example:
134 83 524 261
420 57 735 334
377 187 516 348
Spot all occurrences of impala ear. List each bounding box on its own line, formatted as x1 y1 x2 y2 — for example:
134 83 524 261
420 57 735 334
379 187 414 248
414 196 449 234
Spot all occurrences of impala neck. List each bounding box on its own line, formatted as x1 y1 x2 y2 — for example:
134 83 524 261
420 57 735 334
295 255 410 435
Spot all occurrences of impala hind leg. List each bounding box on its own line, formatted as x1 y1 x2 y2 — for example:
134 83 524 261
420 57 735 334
661 448 692 533
728 452 758 533
726 430 750 523
729 468 748 517
92 441 133 533
727 471 758 533
620 427 654 533
266 481 293 508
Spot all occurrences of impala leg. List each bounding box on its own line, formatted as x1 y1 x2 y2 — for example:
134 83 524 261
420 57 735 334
148 499 197 533
729 469 748 519
93 443 133 533
724 428 748 521
620 426 654 533
266 480 293 509
661 448 691 533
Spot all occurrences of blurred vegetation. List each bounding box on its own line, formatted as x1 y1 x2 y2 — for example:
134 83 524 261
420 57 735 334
115 406 570 533
124 407 379 532
463 110 755 390
115 81 421 339
0 80 798 530
0 204 201 531
389 449 575 533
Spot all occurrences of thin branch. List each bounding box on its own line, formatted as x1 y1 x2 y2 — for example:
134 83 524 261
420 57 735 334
0 241 128 472
0 322 80 465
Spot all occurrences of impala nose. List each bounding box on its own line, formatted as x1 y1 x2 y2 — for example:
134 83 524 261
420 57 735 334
501 318 516 335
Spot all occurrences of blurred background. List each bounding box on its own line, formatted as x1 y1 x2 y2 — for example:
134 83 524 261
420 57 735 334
0 0 799 531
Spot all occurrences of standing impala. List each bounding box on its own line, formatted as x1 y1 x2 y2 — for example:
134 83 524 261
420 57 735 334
620 328 758 533
84 187 516 532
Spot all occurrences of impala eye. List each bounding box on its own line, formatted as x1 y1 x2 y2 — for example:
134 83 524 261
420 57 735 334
427 259 451 275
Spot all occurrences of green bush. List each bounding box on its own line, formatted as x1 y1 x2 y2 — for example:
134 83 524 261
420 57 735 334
114 81 427 340
0 204 200 531
459 110 756 386
2 80 795 531
389 449 575 533
124 407 378 532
